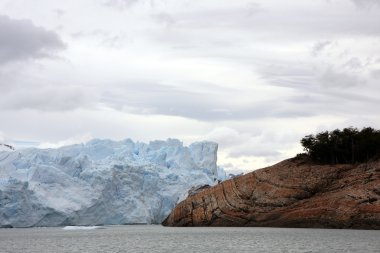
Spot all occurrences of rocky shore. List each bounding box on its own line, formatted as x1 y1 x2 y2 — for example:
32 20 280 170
163 158 380 229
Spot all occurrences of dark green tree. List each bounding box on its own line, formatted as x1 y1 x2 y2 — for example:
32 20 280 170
300 127 380 164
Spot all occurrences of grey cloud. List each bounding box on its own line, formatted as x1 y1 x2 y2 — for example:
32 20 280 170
206 127 258 148
151 13 176 27
101 0 148 9
257 53 368 92
312 41 332 56
257 64 314 89
228 148 281 159
204 127 291 161
53 9 66 18
0 84 93 112
286 87 380 119
351 0 380 8
221 163 234 169
105 0 139 7
0 63 95 112
246 2 262 16
295 90 380 122
256 63 379 120
71 29 130 48
371 69 380 78
100 82 237 120
149 3 380 46
287 95 323 104
71 29 108 38
0 15 65 65
100 34 128 48
98 80 317 122
343 57 362 69
318 67 366 88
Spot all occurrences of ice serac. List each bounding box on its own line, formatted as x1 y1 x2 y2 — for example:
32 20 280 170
0 139 226 228
162 158 380 229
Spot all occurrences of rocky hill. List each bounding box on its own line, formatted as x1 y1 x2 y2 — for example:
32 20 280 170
162 158 380 229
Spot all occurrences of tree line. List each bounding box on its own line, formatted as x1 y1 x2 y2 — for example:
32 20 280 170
300 127 380 164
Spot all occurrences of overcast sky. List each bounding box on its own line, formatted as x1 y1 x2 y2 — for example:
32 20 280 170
0 0 379 171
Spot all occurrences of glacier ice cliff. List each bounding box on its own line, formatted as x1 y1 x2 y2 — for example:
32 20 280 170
0 139 226 227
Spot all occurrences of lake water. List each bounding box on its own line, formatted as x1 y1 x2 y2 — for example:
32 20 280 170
0 225 379 253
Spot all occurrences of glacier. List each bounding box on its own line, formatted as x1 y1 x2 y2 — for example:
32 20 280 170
0 139 226 228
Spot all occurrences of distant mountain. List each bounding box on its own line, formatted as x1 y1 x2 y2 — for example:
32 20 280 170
163 157 380 229
0 138 226 228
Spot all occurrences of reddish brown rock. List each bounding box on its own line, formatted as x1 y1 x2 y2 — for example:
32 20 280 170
162 158 380 229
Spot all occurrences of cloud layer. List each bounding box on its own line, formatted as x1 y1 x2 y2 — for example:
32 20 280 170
0 0 379 170
0 15 65 65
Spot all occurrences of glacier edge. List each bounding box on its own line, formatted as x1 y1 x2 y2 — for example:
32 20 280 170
0 138 226 227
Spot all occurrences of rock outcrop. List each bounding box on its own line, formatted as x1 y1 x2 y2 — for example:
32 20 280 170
162 158 380 229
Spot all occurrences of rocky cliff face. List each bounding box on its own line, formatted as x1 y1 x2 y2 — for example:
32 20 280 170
162 158 380 229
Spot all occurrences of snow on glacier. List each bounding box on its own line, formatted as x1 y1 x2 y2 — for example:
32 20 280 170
0 139 226 227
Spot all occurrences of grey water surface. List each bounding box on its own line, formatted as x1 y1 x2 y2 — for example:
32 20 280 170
0 225 379 253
